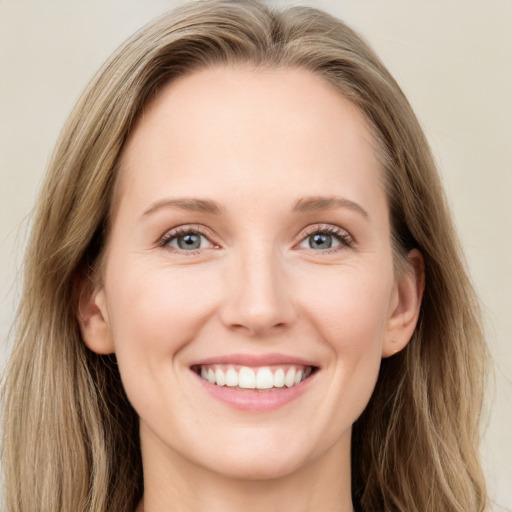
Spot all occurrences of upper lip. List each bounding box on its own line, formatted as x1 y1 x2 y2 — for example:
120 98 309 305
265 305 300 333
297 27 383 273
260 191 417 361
190 352 319 368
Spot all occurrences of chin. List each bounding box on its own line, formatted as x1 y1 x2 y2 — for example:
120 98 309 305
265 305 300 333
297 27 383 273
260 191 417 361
205 450 308 481
183 426 332 482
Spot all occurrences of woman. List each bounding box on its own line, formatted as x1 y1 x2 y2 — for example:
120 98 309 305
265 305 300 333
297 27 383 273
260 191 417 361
1 1 489 511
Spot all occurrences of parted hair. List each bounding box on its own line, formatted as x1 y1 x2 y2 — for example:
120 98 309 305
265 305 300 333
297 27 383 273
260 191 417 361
2 1 489 511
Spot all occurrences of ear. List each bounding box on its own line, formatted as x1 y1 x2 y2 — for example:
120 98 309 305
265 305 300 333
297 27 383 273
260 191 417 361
382 249 425 358
75 272 115 354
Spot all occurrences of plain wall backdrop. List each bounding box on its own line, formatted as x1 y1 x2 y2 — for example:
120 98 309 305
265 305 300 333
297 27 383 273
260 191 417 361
1 0 511 508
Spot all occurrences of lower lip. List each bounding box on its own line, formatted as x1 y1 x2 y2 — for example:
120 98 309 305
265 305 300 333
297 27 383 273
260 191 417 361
192 371 316 412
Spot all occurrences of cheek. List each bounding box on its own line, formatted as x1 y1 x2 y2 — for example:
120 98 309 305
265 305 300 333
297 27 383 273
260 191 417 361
299 265 393 349
298 264 392 405
270 263 394 444
102 261 225 424
104 260 221 364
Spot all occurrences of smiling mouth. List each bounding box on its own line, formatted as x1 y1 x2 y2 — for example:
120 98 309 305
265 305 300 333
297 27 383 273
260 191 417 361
191 364 317 391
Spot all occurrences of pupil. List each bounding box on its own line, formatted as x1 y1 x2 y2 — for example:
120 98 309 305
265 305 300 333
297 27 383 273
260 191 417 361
178 233 201 250
310 233 332 250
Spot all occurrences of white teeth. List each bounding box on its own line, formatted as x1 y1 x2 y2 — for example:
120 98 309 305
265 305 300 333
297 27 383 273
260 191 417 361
198 364 313 389
256 367 274 389
285 368 296 387
225 368 239 387
238 367 256 388
215 368 225 386
273 368 285 388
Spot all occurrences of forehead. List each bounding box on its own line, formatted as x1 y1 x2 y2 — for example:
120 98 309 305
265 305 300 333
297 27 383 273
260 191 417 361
115 65 384 217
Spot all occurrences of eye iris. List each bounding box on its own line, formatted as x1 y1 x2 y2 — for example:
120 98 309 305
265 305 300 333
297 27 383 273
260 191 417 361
177 233 201 250
309 233 332 250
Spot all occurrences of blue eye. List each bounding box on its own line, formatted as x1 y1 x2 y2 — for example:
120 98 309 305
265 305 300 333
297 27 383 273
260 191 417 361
307 233 339 250
160 228 213 252
173 233 205 250
159 225 351 254
298 226 352 252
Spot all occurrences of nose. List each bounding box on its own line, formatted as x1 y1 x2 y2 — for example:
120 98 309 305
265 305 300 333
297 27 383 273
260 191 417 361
219 246 296 337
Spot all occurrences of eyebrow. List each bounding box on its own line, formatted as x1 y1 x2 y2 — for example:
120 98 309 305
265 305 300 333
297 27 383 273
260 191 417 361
141 194 368 219
293 195 369 218
141 197 223 218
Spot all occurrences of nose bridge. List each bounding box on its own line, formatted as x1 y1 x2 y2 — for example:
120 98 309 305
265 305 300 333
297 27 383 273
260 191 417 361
220 240 294 336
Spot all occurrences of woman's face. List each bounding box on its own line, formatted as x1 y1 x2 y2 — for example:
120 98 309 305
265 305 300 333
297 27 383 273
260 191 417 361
81 65 420 480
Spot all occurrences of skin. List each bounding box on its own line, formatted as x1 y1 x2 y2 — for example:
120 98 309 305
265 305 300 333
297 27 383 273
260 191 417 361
78 65 423 512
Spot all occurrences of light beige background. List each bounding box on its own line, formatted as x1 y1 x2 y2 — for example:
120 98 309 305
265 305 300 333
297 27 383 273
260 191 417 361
1 0 511 508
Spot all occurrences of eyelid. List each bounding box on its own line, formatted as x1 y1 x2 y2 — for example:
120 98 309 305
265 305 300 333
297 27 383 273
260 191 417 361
295 223 354 252
156 223 354 254
158 224 219 251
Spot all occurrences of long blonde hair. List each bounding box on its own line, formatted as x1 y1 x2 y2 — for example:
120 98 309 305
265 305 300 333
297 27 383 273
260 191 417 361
2 1 489 511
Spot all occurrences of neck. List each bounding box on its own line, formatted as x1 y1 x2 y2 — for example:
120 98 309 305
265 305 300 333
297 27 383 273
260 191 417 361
138 425 354 512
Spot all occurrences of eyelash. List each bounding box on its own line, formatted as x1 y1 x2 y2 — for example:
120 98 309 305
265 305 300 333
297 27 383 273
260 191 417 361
158 225 216 254
157 224 354 254
299 224 354 253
